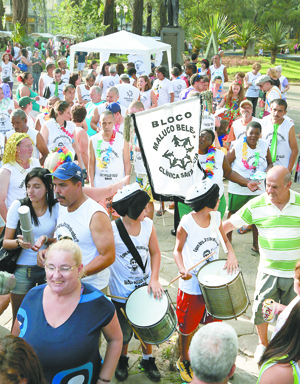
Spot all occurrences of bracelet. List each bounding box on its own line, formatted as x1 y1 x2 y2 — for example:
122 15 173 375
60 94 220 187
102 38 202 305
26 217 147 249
44 235 49 244
98 378 110 383
16 239 20 247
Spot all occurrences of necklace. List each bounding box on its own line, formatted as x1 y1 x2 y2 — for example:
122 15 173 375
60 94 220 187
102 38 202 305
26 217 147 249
96 131 116 169
205 146 216 178
242 137 260 170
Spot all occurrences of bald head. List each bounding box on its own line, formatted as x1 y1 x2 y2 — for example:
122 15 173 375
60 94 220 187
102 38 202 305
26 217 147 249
267 166 291 185
266 166 292 206
129 100 144 113
48 96 60 108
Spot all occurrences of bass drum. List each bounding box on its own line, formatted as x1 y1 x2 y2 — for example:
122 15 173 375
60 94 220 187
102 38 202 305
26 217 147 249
197 259 250 320
125 286 177 345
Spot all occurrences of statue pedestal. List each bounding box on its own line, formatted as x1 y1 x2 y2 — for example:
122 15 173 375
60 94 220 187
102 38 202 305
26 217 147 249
161 27 185 76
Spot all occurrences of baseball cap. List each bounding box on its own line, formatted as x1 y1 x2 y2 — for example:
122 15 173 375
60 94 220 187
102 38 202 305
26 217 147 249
255 75 272 86
18 96 34 108
106 102 121 114
240 100 253 108
46 162 83 184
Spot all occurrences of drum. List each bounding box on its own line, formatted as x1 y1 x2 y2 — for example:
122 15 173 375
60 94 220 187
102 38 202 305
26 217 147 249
125 286 177 345
197 259 250 320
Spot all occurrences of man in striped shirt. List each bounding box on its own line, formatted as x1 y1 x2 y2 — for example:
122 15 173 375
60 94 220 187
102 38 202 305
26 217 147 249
223 166 299 363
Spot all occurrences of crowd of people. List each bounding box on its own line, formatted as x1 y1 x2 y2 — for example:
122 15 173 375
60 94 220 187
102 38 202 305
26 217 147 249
0 43 298 384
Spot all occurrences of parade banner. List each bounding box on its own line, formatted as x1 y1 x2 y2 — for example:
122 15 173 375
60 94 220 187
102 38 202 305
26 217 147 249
133 97 202 200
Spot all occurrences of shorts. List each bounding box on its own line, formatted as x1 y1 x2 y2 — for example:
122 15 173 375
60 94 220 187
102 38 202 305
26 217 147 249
112 300 137 345
99 196 120 218
176 289 220 335
252 271 296 325
77 62 85 71
136 174 154 203
228 193 256 212
11 265 46 295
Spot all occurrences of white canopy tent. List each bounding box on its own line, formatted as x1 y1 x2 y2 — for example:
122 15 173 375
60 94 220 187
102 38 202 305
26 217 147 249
69 31 172 77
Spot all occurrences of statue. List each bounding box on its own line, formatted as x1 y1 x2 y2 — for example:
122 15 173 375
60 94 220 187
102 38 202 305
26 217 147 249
165 0 179 27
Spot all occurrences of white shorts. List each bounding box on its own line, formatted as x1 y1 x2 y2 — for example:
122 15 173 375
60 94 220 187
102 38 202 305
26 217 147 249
77 62 85 71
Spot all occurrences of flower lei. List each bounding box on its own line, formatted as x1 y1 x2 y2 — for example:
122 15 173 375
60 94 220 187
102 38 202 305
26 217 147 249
242 137 260 170
43 107 50 121
96 131 116 169
50 147 73 172
58 122 74 143
205 146 216 178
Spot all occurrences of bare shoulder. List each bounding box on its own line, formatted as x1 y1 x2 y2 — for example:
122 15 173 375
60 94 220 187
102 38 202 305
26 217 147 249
259 362 294 384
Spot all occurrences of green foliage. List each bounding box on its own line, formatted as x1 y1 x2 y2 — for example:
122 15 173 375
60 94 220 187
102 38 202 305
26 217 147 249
51 0 107 42
233 21 262 57
11 22 33 46
259 22 289 64
193 13 235 50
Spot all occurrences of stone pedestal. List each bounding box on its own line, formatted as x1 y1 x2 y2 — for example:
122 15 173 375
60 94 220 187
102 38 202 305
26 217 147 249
161 26 185 76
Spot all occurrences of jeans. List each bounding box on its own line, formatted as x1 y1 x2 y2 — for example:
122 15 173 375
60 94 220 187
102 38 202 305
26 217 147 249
32 72 41 92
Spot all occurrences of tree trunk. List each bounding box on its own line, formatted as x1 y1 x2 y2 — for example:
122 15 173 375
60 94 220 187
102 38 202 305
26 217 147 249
0 0 5 31
132 0 144 35
270 49 276 64
159 0 167 34
243 47 246 58
146 4 152 36
12 0 28 29
42 0 47 32
103 0 115 35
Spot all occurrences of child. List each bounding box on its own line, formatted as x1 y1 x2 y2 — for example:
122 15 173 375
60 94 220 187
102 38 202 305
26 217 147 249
110 183 163 382
215 119 229 153
219 80 245 128
173 178 238 383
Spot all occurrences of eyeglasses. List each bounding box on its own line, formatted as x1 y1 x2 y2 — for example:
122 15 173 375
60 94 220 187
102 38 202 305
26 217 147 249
45 264 78 273
19 144 33 149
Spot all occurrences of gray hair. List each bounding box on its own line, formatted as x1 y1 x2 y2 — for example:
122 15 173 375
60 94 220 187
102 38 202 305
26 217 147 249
86 73 96 82
107 86 119 96
11 109 27 121
109 66 116 73
284 171 292 185
190 323 238 383
100 110 114 120
91 86 101 95
275 65 282 74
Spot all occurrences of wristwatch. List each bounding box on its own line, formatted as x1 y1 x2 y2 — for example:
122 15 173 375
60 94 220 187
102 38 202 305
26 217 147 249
16 239 20 247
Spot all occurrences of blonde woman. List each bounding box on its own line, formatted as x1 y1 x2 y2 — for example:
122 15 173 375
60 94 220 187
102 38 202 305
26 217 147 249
267 67 281 90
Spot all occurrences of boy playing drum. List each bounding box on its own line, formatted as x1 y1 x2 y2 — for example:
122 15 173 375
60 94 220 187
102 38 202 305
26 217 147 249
109 183 163 382
173 177 238 383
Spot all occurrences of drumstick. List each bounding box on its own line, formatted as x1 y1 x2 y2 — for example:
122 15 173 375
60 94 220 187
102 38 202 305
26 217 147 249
169 251 215 285
107 294 128 301
120 308 146 349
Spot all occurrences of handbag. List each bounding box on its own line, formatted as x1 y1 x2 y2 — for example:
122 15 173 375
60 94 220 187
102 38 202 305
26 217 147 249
2 77 10 83
17 62 28 72
0 199 26 273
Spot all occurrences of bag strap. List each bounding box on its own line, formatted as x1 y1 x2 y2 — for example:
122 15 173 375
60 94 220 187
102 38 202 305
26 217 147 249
115 218 147 274
13 162 29 176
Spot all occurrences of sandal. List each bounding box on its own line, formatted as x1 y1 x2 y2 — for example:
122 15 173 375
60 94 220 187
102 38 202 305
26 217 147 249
251 247 260 254
156 209 166 217
237 225 252 234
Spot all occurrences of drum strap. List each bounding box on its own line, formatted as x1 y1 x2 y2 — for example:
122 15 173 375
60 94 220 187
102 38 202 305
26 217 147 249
115 218 147 274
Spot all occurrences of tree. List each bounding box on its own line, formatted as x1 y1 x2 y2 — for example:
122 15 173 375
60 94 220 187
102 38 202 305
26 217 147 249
193 13 235 51
132 0 143 35
233 21 261 57
260 22 289 63
103 0 115 35
145 3 152 36
12 0 28 29
0 0 5 31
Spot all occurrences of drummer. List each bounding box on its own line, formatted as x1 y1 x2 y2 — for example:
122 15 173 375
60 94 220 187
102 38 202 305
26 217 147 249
173 177 238 383
109 183 163 382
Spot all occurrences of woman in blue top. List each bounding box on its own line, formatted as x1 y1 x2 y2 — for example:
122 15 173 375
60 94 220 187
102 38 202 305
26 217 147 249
12 239 123 384
257 301 300 384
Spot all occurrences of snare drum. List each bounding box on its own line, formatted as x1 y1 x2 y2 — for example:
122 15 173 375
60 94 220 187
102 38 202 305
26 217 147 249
197 259 250 320
125 286 177 345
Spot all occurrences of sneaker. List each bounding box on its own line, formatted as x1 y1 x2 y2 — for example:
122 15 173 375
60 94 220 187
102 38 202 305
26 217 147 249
254 344 266 364
115 355 129 381
176 358 193 383
138 357 161 382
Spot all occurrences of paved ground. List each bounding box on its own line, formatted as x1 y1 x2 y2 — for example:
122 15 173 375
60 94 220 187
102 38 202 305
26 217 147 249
0 74 299 383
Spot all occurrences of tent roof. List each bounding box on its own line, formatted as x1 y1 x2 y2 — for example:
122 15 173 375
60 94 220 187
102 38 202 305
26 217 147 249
69 31 171 55
30 32 54 38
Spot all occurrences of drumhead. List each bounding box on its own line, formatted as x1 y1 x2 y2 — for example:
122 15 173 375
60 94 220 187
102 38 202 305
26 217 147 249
197 259 238 287
126 286 168 327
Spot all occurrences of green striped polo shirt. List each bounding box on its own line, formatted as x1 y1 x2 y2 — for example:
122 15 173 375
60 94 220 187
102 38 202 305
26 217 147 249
230 190 300 278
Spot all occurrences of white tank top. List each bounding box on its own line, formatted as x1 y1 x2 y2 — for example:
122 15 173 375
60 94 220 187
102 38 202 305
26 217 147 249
101 76 119 100
91 131 125 187
0 99 14 135
209 64 225 87
1 61 13 82
78 84 91 102
232 117 261 141
56 199 110 290
140 89 152 110
6 127 39 159
109 217 153 303
45 118 75 155
245 71 261 97
261 117 292 168
228 138 268 195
